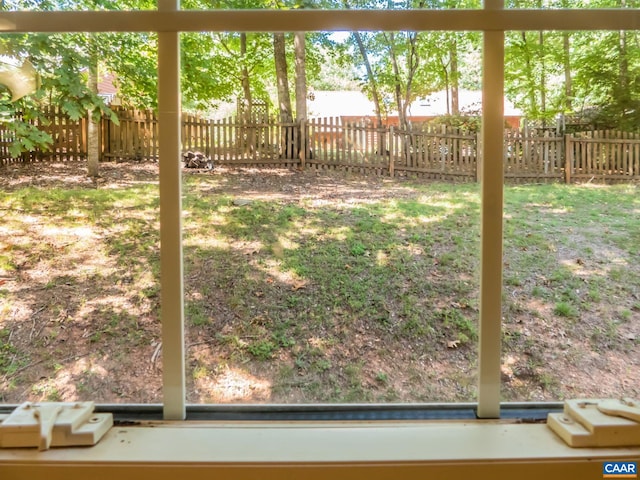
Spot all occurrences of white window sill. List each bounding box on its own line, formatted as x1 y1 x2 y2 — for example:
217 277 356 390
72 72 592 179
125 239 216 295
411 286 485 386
1 421 638 480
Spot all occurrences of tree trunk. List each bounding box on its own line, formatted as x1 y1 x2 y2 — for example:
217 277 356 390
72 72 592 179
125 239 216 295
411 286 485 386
273 32 294 158
539 30 546 126
240 33 253 121
442 61 450 115
387 33 407 130
619 0 629 93
353 32 383 126
450 37 459 115
387 31 419 165
343 0 383 126
521 31 537 118
403 31 419 123
87 35 100 178
274 33 292 123
294 31 308 162
619 30 629 93
294 31 307 122
563 32 572 112
240 33 255 155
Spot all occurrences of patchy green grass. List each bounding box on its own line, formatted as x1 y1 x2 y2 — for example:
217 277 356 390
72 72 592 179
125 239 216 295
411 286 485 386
0 166 161 403
183 176 639 403
1 164 638 404
180 175 483 402
502 184 640 321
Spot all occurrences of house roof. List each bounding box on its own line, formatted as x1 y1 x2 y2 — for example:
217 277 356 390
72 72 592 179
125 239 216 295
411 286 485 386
307 90 375 118
409 88 522 117
97 72 117 96
307 89 522 118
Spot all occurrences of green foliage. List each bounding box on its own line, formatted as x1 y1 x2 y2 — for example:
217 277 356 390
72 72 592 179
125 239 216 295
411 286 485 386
248 340 278 360
439 308 478 343
0 105 53 157
570 28 640 131
0 1 155 154
0 29 119 156
427 114 481 134
349 241 367 256
0 329 18 375
504 0 640 129
554 301 578 318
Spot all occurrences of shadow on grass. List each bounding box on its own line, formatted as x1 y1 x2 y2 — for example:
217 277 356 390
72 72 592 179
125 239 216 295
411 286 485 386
182 179 482 403
0 183 162 403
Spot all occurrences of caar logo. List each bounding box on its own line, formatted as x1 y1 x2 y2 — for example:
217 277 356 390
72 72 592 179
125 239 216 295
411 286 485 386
603 462 637 478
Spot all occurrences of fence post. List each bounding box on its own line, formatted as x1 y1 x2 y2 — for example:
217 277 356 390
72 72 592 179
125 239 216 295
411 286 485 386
543 131 549 175
523 121 530 163
217 117 221 161
389 125 395 177
300 119 306 168
564 134 572 184
475 132 482 183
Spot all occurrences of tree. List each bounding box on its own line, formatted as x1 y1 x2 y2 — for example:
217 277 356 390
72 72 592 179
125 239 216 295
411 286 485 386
274 33 293 124
294 31 307 122
386 30 420 129
352 32 384 125
505 28 559 123
86 35 100 178
337 0 482 128
503 0 640 130
0 30 118 157
571 28 640 129
0 0 154 165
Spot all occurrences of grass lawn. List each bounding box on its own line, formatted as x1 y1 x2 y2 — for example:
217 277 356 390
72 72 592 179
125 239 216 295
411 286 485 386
0 162 638 404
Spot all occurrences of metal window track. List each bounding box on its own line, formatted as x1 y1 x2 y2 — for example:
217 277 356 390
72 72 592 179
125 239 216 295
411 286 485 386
0 402 562 423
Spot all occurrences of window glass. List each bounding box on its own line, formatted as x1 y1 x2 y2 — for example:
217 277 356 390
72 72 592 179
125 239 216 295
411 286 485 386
507 0 637 8
181 30 482 404
0 32 161 403
180 0 482 11
1 5 636 409
0 1 155 11
502 29 640 401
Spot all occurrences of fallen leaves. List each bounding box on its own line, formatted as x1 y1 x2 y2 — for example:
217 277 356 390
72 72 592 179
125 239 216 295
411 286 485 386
291 281 307 292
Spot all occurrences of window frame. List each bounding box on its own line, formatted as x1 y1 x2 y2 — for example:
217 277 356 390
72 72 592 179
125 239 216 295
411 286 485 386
0 1 638 421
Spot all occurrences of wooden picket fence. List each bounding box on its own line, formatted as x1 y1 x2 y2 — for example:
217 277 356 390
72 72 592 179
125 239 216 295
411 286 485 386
209 116 300 168
0 105 87 162
103 107 157 162
1 107 639 183
304 117 391 175
565 130 640 183
504 129 564 181
391 123 477 180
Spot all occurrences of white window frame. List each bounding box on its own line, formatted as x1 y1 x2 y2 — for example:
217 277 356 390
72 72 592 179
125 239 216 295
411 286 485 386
0 1 638 422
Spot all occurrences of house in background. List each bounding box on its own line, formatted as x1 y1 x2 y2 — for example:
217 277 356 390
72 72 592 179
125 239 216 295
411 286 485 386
308 89 523 128
97 71 121 106
410 88 523 128
307 90 377 119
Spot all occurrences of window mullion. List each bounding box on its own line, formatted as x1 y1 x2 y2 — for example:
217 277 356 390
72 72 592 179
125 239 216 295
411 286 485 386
158 0 186 420
478 0 505 419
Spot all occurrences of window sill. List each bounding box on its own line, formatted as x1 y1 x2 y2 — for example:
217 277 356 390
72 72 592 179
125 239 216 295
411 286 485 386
0 421 638 480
